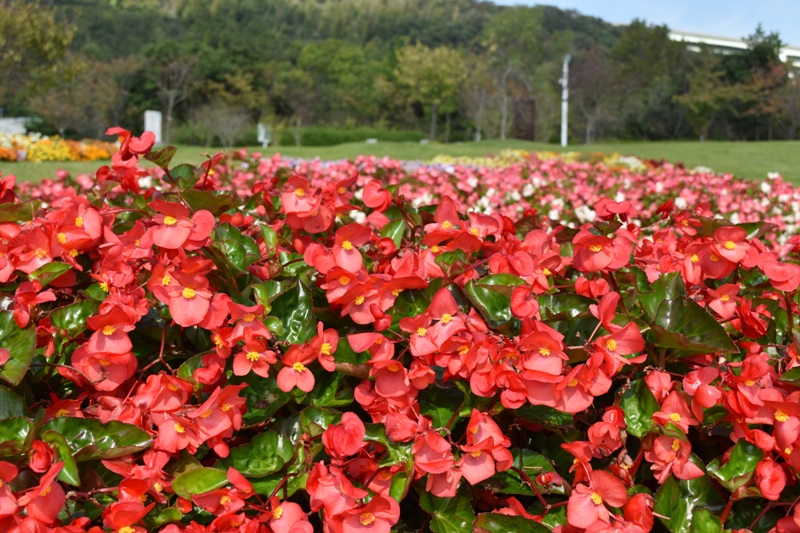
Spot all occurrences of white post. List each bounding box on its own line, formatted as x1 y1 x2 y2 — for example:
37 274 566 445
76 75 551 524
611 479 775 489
144 110 163 145
560 54 571 148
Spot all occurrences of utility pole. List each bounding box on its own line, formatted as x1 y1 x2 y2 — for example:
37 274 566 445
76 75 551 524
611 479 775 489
560 54 571 148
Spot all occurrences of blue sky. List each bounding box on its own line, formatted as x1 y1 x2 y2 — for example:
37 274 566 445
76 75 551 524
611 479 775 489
493 0 800 45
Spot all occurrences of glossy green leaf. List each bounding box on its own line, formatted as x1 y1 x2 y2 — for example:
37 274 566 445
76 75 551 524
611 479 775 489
183 189 236 215
261 225 278 258
640 271 687 322
0 311 36 386
171 467 228 499
299 406 341 437
270 282 316 344
41 430 81 486
226 430 294 477
304 371 353 408
144 507 183 529
250 472 309 499
0 417 33 456
513 404 574 427
689 509 722 533
420 486 476 533
28 261 71 287
0 385 25 418
380 218 406 248
474 513 550 533
650 297 738 354
620 379 660 437
706 440 763 492
539 293 595 321
419 385 464 429
214 223 261 273
465 274 525 327
234 373 291 426
779 367 800 384
654 470 724 533
0 202 34 222
145 145 177 170
364 424 413 467
485 448 559 496
51 299 100 338
41 417 152 461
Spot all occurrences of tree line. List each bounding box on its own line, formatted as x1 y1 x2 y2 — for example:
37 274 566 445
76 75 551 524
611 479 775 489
2 0 799 145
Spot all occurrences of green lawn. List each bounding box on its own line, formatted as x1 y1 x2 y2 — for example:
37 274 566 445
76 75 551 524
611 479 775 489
3 139 799 184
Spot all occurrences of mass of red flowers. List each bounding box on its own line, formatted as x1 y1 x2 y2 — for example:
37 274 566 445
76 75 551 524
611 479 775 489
0 128 799 533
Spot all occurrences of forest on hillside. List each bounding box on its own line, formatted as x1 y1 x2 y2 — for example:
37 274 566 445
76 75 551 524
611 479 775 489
2 0 799 145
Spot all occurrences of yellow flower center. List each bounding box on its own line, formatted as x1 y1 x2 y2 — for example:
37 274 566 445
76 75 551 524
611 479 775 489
338 276 351 286
671 439 681 452
161 275 171 286
709 255 720 263
440 313 452 324
173 423 186 434
163 216 177 226
182 287 196 299
35 248 47 258
213 336 224 348
458 345 469 355
388 362 402 373
75 216 84 227
200 410 212 419
295 188 305 197
153 482 162 492
69 249 79 257
720 295 730 302
167 383 179 391
102 325 116 336
470 450 482 458
246 351 260 362
441 220 453 230
56 408 69 417
416 327 427 337
590 492 602 505
775 410 789 423
392 289 403 297
220 495 231 506
589 244 603 253
606 339 618 351
273 506 284 520
292 362 306 373
360 513 376 526
321 343 332 356
341 240 354 251
539 347 551 357
99 282 109 292
99 359 111 367
785 447 793 455
723 241 736 250
669 413 681 422
470 227 480 236
431 245 440 253
542 268 551 276
744 379 756 387
40 485 51 497
57 232 67 244
337 186 346 194
690 254 699 263
568 378 579 387
243 313 256 322
221 403 231 412
354 296 365 305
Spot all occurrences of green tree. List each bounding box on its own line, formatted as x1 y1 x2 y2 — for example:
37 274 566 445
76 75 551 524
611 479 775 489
0 0 74 109
394 43 466 140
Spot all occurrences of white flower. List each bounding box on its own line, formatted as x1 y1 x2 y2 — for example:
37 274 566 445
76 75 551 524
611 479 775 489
348 209 366 224
674 197 688 210
614 191 626 203
575 205 596 223
760 181 772 194
548 209 560 221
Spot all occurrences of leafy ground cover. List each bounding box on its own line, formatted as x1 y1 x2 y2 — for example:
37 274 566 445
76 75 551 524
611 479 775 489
3 139 799 184
0 130 800 532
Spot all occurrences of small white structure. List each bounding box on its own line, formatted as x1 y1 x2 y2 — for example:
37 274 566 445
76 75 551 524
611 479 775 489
0 118 27 135
257 122 271 148
144 110 163 144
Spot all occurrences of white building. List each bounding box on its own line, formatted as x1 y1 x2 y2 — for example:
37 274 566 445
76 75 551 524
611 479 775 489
669 29 800 68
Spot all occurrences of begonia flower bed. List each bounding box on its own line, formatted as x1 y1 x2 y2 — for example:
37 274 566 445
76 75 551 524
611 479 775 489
0 129 799 533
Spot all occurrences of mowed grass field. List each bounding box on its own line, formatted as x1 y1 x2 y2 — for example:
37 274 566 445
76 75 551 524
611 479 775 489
3 139 799 184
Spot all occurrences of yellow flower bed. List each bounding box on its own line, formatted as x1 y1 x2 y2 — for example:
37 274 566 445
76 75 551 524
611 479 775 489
430 149 649 172
0 133 118 162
